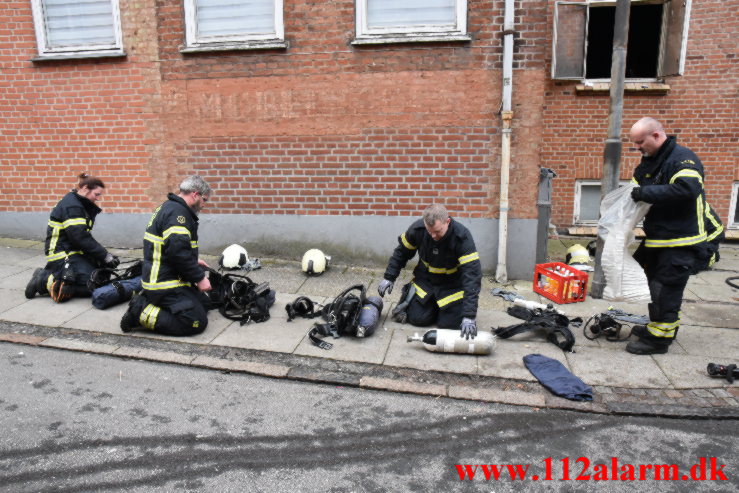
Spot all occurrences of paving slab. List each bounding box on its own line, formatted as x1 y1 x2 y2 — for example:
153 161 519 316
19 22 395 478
680 302 739 329
684 282 737 303
0 238 43 249
478 340 570 382
0 288 32 314
565 346 672 389
0 246 44 265
652 353 731 389
673 325 739 359
238 266 307 296
297 268 375 297
1 296 91 327
383 325 479 375
0 263 34 280
210 293 324 353
62 303 128 334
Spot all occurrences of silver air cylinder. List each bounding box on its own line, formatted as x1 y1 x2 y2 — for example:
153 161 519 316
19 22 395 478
407 329 495 355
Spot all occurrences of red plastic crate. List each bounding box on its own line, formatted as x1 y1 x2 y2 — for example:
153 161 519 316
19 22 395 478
532 262 588 304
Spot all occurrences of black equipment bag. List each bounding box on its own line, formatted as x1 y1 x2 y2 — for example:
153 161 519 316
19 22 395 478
308 284 367 349
205 268 275 325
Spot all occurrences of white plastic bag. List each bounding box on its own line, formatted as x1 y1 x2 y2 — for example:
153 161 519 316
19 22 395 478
598 184 652 302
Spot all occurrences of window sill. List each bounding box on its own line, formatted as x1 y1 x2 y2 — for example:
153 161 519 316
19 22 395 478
180 40 289 53
575 82 670 93
569 226 645 237
352 34 471 46
31 50 126 62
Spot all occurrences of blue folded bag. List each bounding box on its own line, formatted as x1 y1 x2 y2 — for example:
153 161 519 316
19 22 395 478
523 353 593 401
92 277 142 310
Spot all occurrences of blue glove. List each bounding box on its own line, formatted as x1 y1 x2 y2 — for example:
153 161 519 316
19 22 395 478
630 187 643 203
460 317 477 340
378 279 394 297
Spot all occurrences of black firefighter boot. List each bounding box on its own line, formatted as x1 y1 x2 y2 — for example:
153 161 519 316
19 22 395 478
626 334 672 355
25 268 52 299
120 293 146 333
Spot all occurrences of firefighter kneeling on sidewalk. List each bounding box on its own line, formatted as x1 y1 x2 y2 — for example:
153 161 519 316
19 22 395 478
25 173 120 302
378 204 482 339
120 175 213 336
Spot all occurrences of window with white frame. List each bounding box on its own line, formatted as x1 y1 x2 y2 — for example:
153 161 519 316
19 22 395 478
574 180 630 224
31 0 124 58
552 0 692 80
183 0 285 50
354 0 468 43
729 182 739 229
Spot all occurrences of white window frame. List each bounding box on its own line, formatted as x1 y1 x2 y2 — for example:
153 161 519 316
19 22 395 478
31 0 125 59
182 0 286 52
574 179 630 225
729 182 739 229
552 0 692 81
353 0 469 44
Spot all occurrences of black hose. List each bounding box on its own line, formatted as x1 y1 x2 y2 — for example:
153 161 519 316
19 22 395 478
727 276 739 290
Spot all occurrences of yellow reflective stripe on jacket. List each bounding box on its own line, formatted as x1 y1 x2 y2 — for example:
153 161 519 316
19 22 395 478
458 252 479 265
144 232 164 284
669 169 703 185
144 232 164 244
400 232 416 250
163 226 191 239
48 218 88 229
45 250 83 262
646 320 679 338
411 282 428 299
705 204 724 241
437 290 464 308
142 280 190 290
696 195 705 237
630 177 638 184
421 259 458 275
645 233 707 248
190 241 198 249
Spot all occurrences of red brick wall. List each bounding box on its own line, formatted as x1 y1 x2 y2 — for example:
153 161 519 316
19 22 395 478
0 0 551 222
541 0 739 228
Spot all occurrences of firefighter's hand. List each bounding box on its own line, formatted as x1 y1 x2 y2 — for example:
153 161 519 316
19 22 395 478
103 253 120 268
198 258 210 268
196 276 212 292
378 279 394 297
630 187 643 202
460 318 477 340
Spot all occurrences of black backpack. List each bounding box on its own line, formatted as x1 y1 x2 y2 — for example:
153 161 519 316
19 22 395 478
205 268 275 325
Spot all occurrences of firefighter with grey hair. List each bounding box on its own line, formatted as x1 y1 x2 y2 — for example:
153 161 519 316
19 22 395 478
120 175 213 336
378 204 482 339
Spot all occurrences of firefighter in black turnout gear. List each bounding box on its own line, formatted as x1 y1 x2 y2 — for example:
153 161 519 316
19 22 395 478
378 204 482 339
627 117 723 355
25 173 120 302
120 175 213 336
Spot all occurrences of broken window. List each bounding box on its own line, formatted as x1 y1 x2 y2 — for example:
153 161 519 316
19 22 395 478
552 0 692 80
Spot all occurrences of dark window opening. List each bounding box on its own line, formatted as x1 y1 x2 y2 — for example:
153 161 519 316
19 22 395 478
586 4 663 79
734 193 739 224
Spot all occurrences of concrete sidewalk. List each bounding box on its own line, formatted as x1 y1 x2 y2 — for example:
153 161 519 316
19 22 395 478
1 237 737 418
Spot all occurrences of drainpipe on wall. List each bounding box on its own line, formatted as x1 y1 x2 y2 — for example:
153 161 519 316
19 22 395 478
495 0 515 283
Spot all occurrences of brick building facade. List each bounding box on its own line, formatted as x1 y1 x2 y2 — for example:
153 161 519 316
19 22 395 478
1 1 736 279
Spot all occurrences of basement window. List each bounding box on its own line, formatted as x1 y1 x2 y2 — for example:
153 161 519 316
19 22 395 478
31 0 125 59
552 0 692 80
730 182 739 229
182 0 286 52
353 0 470 45
574 180 630 225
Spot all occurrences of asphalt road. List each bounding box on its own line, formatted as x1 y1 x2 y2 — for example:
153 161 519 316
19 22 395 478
1 344 736 492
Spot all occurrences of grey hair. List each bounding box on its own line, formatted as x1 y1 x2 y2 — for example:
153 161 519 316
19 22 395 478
423 204 449 226
179 175 212 197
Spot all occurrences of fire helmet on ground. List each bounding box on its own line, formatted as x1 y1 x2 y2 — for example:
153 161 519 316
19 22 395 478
220 244 248 269
302 249 330 275
566 244 590 267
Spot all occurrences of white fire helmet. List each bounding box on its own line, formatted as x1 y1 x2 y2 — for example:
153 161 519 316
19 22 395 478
301 249 331 275
220 244 248 270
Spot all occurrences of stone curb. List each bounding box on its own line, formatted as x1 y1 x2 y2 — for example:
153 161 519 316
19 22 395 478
0 326 737 420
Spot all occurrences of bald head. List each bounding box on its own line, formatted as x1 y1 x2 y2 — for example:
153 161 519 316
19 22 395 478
630 117 667 157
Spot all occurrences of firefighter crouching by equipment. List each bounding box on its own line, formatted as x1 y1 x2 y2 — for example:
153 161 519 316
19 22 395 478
627 117 723 355
25 173 120 302
120 175 212 336
378 204 482 339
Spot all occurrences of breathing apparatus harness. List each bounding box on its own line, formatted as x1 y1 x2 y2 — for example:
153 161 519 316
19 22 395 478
307 284 366 350
493 305 580 352
87 259 144 292
206 268 273 325
582 308 650 342
285 296 323 322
